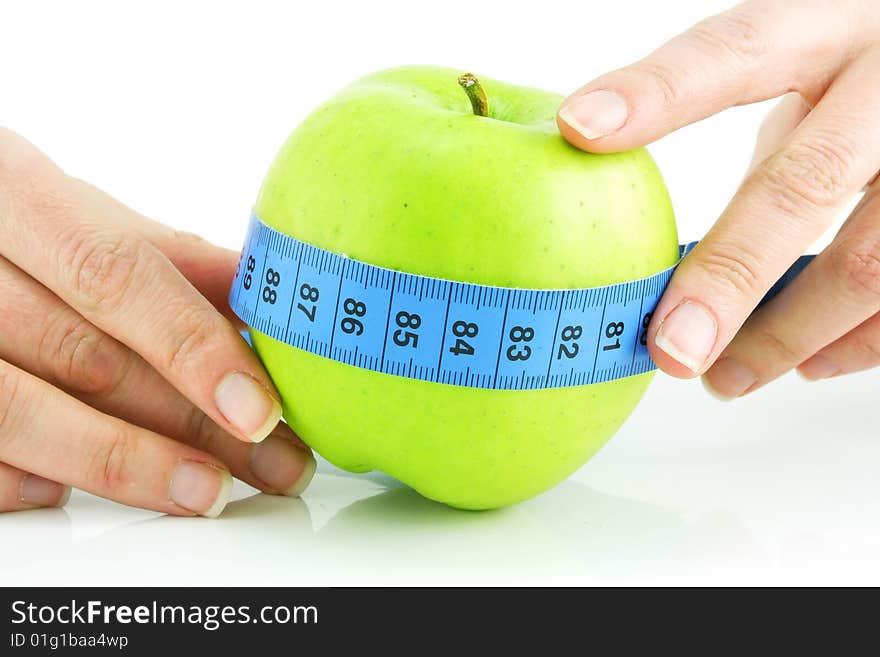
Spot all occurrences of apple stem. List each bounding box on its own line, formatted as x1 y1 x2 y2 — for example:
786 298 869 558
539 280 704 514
458 73 489 117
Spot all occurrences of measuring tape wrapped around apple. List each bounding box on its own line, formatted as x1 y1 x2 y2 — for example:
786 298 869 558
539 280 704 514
230 67 813 509
232 216 810 390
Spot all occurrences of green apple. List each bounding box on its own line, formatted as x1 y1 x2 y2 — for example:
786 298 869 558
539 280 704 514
250 66 679 510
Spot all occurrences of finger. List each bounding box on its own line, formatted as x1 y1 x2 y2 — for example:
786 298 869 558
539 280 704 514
0 462 69 512
557 1 862 151
84 374 316 500
702 160 880 398
648 48 880 380
0 256 315 497
159 234 243 329
786 182 880 380
91 387 316 500
797 311 880 380
69 177 243 324
0 358 233 517
748 93 812 175
0 130 281 444
750 95 880 191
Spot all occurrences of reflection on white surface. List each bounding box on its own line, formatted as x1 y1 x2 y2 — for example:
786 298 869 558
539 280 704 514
2 477 753 586
2 368 879 586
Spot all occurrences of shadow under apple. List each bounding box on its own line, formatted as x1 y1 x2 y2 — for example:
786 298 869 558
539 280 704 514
311 476 761 585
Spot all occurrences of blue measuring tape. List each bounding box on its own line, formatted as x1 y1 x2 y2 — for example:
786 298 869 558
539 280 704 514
230 213 813 391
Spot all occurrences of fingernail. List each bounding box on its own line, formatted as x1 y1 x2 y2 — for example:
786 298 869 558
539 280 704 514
702 358 758 400
797 354 840 381
654 300 718 372
19 474 69 508
249 432 317 498
169 461 232 518
559 90 628 140
214 372 282 443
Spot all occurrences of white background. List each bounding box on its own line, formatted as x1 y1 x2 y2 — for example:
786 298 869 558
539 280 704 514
1 0 877 586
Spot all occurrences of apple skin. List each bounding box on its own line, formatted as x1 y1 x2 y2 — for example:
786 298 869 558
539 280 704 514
250 66 679 510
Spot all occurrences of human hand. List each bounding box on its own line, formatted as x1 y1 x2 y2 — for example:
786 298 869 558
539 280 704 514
0 129 314 515
557 0 880 399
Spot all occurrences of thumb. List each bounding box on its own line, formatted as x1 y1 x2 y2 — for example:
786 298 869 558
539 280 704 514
556 2 848 153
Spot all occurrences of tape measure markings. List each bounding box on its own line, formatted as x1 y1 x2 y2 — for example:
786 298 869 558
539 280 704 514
231 212 683 391
231 213 810 391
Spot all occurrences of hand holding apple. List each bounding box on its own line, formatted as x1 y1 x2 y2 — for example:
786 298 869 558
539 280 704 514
0 129 315 517
558 0 880 399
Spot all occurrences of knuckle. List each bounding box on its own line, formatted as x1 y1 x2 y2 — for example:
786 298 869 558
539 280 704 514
632 60 683 108
51 319 131 396
829 235 880 300
690 10 766 65
759 137 856 214
694 248 764 297
65 230 145 314
164 306 225 375
89 427 138 492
